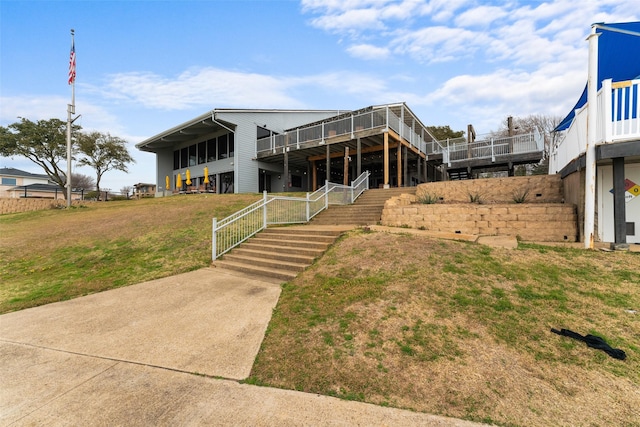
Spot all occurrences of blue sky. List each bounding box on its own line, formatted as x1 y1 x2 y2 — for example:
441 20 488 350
0 0 636 191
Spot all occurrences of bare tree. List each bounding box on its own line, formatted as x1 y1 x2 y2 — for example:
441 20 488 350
120 185 133 197
70 173 96 191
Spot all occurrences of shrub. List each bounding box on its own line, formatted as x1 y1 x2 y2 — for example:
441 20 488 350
417 192 441 204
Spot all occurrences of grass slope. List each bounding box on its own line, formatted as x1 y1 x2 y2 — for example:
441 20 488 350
249 230 640 427
2 199 639 426
0 194 260 313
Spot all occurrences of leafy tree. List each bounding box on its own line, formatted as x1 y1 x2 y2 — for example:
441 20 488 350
426 125 465 141
0 118 80 198
76 132 135 200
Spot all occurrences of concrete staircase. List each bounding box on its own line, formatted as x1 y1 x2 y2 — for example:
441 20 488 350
311 187 417 225
212 187 418 281
212 226 351 281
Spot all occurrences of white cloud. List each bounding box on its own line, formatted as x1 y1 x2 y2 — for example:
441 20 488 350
346 43 391 59
392 26 490 63
454 5 508 28
0 96 69 124
97 68 305 110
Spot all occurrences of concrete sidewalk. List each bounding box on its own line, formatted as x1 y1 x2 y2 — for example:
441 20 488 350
1 267 484 426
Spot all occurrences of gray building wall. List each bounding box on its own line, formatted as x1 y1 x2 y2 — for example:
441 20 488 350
215 110 342 193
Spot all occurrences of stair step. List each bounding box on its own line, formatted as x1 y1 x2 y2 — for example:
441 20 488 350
233 247 316 263
223 253 308 272
249 237 330 249
252 232 337 243
242 242 326 257
261 228 343 237
213 260 297 281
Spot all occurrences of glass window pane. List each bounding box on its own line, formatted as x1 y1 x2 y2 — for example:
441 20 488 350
189 145 197 166
173 150 180 170
197 141 206 164
180 147 188 169
228 134 234 158
207 138 217 162
218 134 228 159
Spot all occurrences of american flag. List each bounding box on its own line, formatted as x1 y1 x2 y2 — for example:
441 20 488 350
68 39 76 85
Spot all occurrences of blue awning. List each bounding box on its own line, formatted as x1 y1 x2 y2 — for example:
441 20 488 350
555 21 640 131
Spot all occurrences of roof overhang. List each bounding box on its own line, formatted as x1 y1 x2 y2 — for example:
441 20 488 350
136 110 235 152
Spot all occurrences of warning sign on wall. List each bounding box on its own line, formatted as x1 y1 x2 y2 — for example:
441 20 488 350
610 179 640 203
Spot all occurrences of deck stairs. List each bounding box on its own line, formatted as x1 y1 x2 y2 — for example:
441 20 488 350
311 187 417 225
212 187 418 281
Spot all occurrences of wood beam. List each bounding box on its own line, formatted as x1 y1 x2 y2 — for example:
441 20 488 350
307 142 399 161
384 132 389 188
343 147 350 185
397 143 402 187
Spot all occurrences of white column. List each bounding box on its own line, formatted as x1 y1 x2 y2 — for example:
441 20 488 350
584 26 600 249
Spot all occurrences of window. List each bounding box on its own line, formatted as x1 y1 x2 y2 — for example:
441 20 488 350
218 134 228 159
257 126 271 139
2 177 17 186
291 175 302 188
228 133 234 158
197 141 206 164
173 150 180 170
188 145 197 166
207 138 217 162
180 147 188 169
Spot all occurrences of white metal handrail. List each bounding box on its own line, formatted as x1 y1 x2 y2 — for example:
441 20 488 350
256 106 442 157
212 171 370 260
440 131 542 166
549 78 640 174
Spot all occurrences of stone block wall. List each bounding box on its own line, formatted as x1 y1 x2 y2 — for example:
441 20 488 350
382 199 577 242
416 174 564 204
382 175 579 242
0 198 87 215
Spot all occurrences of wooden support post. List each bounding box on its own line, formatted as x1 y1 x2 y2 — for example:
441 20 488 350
612 157 628 249
403 146 408 187
283 135 289 192
383 132 389 188
343 146 350 185
312 160 317 191
397 143 402 187
326 145 330 183
356 137 362 176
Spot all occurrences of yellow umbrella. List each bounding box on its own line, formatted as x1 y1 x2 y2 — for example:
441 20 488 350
186 169 192 186
165 175 170 191
203 166 209 184
176 173 182 190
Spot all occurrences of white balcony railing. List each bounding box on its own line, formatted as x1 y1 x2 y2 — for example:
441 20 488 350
550 78 640 174
256 104 445 158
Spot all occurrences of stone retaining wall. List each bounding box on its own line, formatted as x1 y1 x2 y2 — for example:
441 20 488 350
416 174 563 204
382 194 578 242
392 175 578 242
0 198 87 215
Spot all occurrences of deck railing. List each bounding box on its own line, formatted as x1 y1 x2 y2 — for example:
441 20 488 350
440 130 543 166
256 105 445 158
550 78 640 174
212 171 370 260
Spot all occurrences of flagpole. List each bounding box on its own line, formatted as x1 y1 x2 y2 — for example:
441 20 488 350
66 29 75 207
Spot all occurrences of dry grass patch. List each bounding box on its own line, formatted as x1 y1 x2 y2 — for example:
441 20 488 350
0 194 260 313
249 230 640 426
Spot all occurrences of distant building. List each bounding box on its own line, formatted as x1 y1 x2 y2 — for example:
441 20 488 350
133 183 157 198
0 167 73 199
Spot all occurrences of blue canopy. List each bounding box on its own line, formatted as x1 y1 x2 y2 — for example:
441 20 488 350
556 21 640 131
